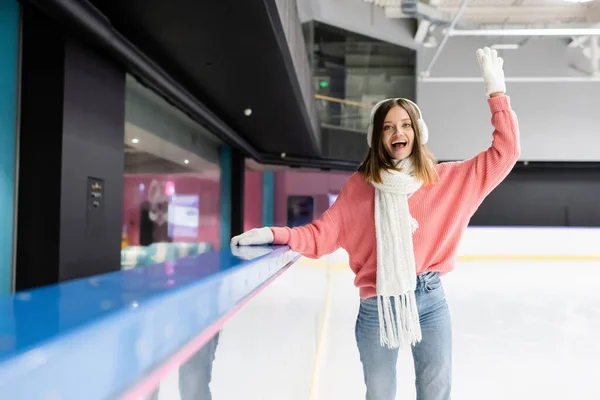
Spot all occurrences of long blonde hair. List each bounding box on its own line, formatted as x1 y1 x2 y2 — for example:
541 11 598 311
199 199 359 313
358 98 439 185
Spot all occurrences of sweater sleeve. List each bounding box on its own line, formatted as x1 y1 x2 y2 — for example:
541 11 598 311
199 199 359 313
464 95 521 202
270 176 351 259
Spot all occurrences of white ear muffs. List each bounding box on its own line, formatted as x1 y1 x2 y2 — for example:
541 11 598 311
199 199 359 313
367 98 429 147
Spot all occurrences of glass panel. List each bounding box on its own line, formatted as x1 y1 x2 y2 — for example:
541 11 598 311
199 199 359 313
122 76 222 270
305 22 416 133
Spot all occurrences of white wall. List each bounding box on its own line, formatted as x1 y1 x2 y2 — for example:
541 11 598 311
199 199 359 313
417 37 600 162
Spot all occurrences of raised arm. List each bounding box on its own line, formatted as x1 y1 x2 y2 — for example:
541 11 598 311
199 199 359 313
465 93 520 200
459 47 520 202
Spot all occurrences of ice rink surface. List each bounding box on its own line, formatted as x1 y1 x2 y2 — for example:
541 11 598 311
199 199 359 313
155 258 600 400
154 227 600 400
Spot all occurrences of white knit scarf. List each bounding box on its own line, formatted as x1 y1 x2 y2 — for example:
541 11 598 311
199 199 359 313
371 158 423 349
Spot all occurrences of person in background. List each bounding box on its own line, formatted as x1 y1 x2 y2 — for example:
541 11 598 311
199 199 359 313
231 47 520 400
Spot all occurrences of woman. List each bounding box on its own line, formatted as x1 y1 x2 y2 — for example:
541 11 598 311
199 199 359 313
231 47 520 399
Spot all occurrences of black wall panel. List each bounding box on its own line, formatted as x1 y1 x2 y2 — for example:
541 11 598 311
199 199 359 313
16 4 65 288
16 4 125 290
471 165 600 227
58 40 125 282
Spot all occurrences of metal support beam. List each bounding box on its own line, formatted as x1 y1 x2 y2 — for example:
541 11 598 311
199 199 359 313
420 76 600 83
439 5 588 20
414 20 432 44
448 28 600 37
422 0 470 78
260 154 360 172
591 36 600 76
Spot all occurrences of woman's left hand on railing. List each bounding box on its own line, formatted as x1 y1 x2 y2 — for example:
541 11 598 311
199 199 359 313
230 227 274 246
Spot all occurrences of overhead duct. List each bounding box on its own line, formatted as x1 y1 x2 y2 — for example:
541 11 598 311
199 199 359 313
363 0 452 26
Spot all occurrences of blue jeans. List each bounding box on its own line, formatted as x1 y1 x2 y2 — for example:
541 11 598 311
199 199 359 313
146 333 219 400
355 272 452 400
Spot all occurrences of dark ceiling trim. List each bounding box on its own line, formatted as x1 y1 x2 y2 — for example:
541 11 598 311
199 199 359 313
260 154 359 171
510 161 600 170
438 160 600 170
25 0 262 160
25 0 362 173
262 0 321 155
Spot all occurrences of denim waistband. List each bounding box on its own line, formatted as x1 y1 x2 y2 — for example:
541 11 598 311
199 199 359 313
416 271 439 290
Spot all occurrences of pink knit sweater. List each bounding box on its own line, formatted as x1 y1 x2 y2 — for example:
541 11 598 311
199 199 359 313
271 96 520 299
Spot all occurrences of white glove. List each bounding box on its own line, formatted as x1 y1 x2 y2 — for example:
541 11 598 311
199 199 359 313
476 47 506 98
230 227 274 246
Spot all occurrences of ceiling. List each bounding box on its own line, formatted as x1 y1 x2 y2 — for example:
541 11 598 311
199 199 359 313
367 0 600 78
87 0 321 159
38 0 600 171
376 0 600 26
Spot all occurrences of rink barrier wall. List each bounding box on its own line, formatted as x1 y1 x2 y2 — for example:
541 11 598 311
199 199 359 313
0 245 299 400
296 226 600 269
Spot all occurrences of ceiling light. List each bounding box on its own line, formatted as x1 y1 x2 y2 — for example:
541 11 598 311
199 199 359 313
243 108 252 116
184 159 190 164
131 138 139 144
563 0 593 3
491 43 520 50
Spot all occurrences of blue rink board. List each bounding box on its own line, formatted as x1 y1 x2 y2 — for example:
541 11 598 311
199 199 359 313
0 245 299 400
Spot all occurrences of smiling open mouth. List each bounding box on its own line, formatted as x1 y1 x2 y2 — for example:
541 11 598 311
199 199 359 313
392 140 407 149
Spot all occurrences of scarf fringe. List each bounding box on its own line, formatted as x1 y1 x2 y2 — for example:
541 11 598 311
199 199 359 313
377 292 422 349
410 216 419 233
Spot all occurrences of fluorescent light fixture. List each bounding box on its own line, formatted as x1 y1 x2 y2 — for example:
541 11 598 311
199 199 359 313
563 0 593 3
490 43 520 50
449 28 600 37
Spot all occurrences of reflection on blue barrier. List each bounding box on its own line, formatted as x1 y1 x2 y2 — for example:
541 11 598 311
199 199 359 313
120 242 213 270
0 246 299 400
